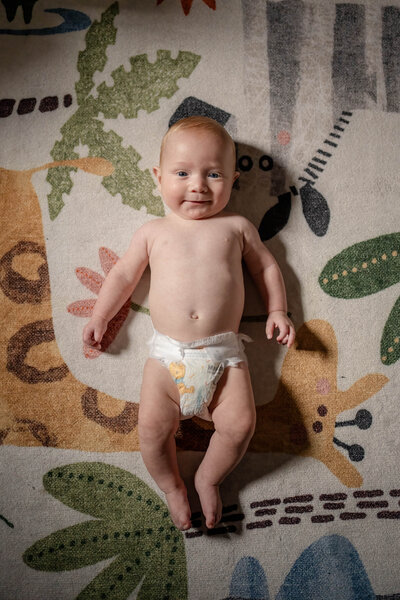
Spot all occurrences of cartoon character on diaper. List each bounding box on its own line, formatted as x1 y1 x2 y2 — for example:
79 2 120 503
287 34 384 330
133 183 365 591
168 359 224 418
168 362 195 397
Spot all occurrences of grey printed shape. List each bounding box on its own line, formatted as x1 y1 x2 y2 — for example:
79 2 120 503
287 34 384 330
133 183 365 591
332 4 376 117
382 6 400 112
169 96 231 128
266 0 305 195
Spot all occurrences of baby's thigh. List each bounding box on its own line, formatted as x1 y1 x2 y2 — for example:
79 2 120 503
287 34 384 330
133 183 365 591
139 358 180 429
210 364 256 433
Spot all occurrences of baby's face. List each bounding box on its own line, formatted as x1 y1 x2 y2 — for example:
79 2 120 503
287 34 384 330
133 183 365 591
153 129 238 220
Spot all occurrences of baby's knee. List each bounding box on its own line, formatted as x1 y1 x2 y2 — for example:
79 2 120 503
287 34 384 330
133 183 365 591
217 410 256 445
138 409 177 444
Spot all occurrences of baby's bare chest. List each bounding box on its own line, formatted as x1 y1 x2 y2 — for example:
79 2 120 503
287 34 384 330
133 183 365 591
150 227 243 268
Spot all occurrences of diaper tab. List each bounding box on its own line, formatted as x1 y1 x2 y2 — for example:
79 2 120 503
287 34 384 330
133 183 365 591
238 333 253 347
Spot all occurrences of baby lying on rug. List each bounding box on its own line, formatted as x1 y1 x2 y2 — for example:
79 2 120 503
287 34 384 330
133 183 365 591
83 116 295 530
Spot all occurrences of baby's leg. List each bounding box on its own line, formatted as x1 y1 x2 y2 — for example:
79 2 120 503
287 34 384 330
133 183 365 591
139 358 191 531
194 364 256 528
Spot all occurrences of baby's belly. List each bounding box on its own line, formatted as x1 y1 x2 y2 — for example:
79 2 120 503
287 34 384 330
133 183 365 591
149 279 245 342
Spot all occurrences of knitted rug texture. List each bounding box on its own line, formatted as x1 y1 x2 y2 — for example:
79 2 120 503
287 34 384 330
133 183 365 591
0 1 399 598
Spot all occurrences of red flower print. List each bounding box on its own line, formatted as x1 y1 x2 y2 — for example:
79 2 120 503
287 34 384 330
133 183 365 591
156 0 216 16
67 248 131 359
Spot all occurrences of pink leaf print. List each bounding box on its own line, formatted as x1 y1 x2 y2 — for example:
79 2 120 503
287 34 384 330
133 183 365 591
67 299 96 317
99 247 119 275
67 248 131 359
75 267 104 295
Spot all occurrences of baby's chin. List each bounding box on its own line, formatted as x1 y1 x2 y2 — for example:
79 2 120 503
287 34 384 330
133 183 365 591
166 206 218 221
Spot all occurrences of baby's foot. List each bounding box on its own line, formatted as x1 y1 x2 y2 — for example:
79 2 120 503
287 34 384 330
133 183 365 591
164 485 192 531
194 473 222 529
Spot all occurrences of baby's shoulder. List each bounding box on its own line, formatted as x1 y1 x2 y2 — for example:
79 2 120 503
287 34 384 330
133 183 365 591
222 211 255 233
221 213 263 254
127 218 164 250
136 217 166 237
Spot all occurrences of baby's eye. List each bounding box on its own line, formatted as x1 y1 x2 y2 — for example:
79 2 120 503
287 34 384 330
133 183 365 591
177 171 188 177
208 172 221 179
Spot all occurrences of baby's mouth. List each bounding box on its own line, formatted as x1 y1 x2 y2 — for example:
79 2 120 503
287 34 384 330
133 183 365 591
185 196 210 204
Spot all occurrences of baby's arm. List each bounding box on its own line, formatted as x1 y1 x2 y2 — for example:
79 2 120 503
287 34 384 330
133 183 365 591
83 225 150 349
241 218 295 347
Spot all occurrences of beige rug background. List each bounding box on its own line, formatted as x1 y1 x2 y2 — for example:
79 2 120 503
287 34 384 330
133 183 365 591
1 1 399 598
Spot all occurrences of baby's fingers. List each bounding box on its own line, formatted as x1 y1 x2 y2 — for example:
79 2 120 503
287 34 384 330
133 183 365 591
276 325 289 344
83 325 93 346
286 326 296 348
83 324 100 348
278 326 296 347
266 319 276 340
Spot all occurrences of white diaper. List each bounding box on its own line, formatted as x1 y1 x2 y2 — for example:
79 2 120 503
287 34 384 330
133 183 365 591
147 329 251 421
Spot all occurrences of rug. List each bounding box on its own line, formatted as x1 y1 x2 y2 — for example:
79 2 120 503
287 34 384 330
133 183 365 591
1 1 399 598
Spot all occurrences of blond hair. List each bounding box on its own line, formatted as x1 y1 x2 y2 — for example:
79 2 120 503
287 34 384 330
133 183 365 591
159 116 236 168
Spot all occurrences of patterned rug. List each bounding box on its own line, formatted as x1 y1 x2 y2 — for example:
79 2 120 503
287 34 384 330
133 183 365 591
1 1 399 598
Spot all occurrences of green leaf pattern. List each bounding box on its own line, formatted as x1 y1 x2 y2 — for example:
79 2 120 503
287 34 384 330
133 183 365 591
23 463 187 600
319 233 400 364
95 50 201 119
47 2 201 220
319 233 400 298
76 2 119 104
381 295 400 366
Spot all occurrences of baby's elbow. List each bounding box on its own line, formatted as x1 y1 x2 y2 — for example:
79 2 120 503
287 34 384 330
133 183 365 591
109 260 133 288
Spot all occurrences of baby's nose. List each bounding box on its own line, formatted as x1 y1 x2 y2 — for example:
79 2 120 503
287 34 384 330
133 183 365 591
191 174 208 192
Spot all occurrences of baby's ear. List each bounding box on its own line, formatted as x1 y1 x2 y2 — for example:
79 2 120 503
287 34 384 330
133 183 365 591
153 166 162 190
233 171 240 182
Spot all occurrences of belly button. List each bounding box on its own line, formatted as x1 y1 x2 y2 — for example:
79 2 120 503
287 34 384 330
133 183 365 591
190 314 199 320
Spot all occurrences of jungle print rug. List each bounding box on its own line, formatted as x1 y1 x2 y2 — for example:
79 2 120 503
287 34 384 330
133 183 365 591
1 1 399 598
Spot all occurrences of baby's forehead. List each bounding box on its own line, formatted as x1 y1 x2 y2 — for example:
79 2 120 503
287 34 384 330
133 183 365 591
164 128 233 158
167 127 223 145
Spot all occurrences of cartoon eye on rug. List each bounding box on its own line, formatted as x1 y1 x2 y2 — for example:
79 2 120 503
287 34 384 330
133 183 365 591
23 463 187 600
320 232 400 365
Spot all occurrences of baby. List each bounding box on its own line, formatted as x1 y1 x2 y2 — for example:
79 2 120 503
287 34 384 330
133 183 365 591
83 116 295 530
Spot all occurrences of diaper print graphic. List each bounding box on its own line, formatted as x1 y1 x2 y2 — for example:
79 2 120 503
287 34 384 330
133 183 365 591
168 362 195 397
168 359 223 417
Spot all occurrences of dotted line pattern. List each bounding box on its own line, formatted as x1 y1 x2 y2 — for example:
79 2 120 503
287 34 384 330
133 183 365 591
0 94 73 118
321 250 398 286
185 489 400 538
321 248 399 362
25 468 182 600
299 111 353 186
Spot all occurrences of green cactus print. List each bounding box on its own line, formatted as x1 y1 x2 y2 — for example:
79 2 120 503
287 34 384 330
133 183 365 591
319 233 400 365
47 2 201 220
23 463 187 600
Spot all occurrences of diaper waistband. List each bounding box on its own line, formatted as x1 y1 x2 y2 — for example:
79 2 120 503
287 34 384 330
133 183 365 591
148 329 252 364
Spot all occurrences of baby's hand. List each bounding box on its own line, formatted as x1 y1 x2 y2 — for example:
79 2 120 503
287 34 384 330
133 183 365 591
83 316 108 350
266 310 296 348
